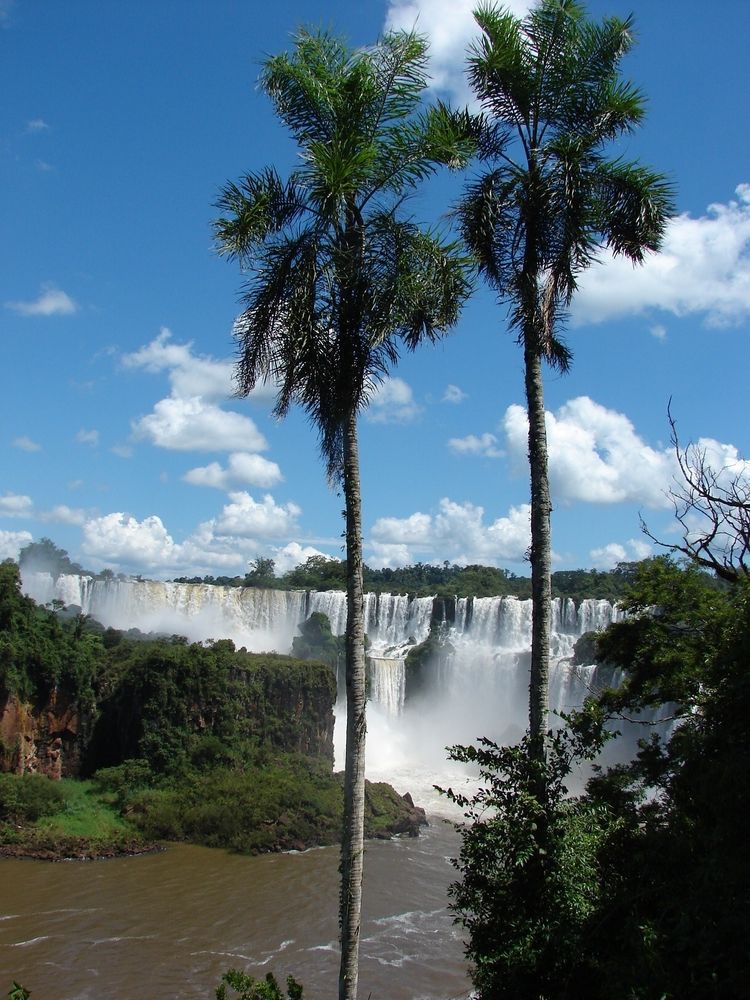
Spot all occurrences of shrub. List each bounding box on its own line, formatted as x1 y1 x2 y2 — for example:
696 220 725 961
0 772 66 822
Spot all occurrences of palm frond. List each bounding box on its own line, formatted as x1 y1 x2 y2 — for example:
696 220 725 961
213 169 309 261
594 161 676 261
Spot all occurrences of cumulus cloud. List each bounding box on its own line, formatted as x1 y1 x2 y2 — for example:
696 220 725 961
125 330 274 456
132 395 267 453
590 538 653 570
0 493 88 527
366 377 422 424
81 512 249 574
213 492 301 539
12 436 41 452
123 328 276 404
369 498 531 567
39 505 88 526
0 529 33 560
443 384 468 404
503 397 675 508
80 491 306 576
385 0 531 103
573 184 750 327
270 541 335 575
82 513 180 569
184 452 283 490
0 493 33 517
448 431 504 458
5 285 77 317
26 118 49 132
123 328 235 402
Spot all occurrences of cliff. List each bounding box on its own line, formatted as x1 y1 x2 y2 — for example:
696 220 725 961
1 560 337 778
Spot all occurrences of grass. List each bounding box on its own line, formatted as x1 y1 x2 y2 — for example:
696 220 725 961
35 779 132 839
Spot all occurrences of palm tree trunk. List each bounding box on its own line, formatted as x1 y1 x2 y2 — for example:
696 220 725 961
338 407 367 1000
524 339 552 766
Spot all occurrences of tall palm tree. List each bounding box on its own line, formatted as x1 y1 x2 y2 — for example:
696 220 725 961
456 0 673 774
213 29 472 999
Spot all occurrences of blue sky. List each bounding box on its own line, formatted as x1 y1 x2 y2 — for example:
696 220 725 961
2 0 749 579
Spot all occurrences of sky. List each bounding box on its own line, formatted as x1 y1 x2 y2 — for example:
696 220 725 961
2 0 749 580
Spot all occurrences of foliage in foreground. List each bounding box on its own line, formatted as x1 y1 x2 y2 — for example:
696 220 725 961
216 970 303 1000
448 556 750 999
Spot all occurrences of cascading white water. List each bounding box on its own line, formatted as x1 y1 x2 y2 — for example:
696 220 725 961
22 571 621 814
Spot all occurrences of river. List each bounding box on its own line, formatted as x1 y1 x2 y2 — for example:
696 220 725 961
0 817 469 999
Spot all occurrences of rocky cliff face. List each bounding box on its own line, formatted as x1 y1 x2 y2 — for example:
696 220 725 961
1 639 337 780
248 662 336 760
0 690 86 779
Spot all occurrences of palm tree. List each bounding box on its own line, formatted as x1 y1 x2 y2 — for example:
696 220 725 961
455 0 673 773
213 29 472 1000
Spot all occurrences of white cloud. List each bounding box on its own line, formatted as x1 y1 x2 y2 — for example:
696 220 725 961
590 538 653 570
123 328 277 404
12 436 41 452
213 492 301 539
81 512 245 574
111 444 134 458
26 118 49 132
448 431 503 458
270 541 335 575
385 0 532 103
5 285 77 317
367 542 414 569
0 529 33 560
503 397 675 508
0 493 33 518
82 513 179 569
125 331 274 456
123 328 235 402
132 395 267 453
573 184 750 327
39 504 88 526
366 377 422 424
443 383 468 404
80 493 306 577
76 428 99 446
650 323 667 341
184 452 283 490
369 498 531 566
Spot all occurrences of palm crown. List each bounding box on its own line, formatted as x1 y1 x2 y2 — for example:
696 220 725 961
457 0 674 368
214 29 472 479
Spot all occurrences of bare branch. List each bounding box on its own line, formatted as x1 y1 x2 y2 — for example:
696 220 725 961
642 405 750 583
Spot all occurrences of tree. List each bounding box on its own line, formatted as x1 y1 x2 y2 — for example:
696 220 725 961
641 406 750 583
213 29 472 999
456 0 673 768
18 538 84 578
447 557 750 998
244 557 276 588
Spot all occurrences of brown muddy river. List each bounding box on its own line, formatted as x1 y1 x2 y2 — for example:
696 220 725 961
0 819 469 999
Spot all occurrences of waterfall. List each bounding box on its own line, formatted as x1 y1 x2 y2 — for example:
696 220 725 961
22 571 621 813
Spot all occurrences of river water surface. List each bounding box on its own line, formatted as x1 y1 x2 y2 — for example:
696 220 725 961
0 818 469 999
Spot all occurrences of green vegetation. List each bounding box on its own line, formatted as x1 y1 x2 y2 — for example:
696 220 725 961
0 560 420 858
174 556 640 601
0 774 145 859
216 970 303 1000
447 555 750 998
